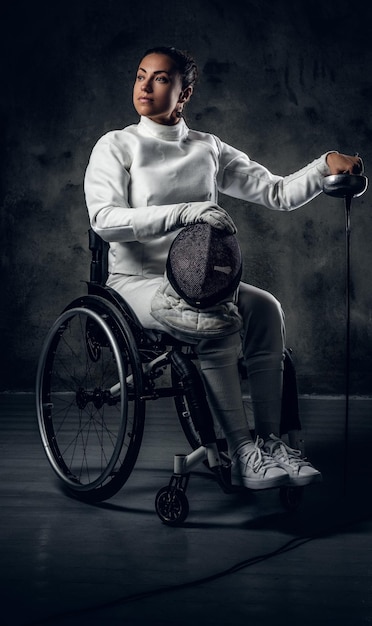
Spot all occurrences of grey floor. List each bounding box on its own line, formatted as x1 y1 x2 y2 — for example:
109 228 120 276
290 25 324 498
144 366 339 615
1 393 372 626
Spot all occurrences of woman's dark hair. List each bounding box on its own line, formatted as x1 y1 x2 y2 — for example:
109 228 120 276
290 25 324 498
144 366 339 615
143 46 198 91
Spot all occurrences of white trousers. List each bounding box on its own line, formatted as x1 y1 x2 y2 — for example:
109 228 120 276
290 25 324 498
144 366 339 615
107 274 285 453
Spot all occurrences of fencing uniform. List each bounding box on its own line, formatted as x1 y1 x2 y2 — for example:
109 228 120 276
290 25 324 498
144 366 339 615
84 115 330 465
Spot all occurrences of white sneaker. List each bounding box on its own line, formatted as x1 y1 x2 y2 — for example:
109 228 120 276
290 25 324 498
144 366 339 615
264 434 322 487
231 438 289 490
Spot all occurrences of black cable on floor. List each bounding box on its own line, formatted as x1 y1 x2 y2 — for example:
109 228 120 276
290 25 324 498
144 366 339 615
26 510 372 626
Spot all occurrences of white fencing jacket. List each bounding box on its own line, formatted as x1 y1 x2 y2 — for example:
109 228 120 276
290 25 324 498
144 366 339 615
84 115 331 280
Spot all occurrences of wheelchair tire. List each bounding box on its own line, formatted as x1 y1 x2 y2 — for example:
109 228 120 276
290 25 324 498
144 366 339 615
36 295 145 502
173 372 229 458
279 486 304 512
174 388 202 451
155 486 189 526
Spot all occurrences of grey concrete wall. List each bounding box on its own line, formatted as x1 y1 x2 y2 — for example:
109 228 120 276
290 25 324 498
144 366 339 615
1 0 371 393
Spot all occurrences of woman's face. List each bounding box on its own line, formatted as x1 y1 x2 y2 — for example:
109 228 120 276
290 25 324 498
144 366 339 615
133 53 190 125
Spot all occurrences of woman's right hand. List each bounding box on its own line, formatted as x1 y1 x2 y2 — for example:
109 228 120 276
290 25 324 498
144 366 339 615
131 200 237 242
179 201 237 234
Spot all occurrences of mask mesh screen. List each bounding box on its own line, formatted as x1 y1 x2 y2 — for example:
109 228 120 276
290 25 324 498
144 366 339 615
166 223 242 308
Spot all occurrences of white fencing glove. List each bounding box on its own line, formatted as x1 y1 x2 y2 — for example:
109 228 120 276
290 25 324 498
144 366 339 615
178 202 236 233
132 201 237 241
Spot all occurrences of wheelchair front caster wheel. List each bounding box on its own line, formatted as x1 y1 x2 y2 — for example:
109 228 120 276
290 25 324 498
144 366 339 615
155 486 189 526
279 486 304 512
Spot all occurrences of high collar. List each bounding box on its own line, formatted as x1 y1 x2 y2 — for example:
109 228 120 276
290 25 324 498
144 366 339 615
138 116 188 141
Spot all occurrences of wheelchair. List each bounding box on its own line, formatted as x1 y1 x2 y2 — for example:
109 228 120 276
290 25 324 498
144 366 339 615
36 229 304 525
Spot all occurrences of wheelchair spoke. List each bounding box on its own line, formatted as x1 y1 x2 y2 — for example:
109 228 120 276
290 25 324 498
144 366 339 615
36 297 145 501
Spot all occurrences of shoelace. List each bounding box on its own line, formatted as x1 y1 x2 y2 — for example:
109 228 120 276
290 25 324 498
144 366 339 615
272 441 311 468
240 438 280 474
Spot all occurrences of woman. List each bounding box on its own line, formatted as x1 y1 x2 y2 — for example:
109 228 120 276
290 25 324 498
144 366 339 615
84 46 362 490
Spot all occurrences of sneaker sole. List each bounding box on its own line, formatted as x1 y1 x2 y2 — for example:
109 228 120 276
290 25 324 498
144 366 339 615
286 472 322 487
232 473 289 490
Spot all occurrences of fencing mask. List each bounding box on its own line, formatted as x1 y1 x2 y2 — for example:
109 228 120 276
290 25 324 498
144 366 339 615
166 223 242 309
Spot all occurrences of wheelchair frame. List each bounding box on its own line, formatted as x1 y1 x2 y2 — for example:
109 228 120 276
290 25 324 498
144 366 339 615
35 230 303 525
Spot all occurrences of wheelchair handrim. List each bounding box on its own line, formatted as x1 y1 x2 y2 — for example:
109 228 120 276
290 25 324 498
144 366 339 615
36 307 127 491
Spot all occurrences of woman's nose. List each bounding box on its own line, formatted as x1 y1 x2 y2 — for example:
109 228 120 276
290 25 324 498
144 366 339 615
141 79 152 92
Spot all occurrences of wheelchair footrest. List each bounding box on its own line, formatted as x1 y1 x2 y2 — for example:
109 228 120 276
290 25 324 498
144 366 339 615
210 464 238 494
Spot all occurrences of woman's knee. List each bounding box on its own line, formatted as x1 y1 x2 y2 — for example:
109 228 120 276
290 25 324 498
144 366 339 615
238 282 285 355
238 283 284 325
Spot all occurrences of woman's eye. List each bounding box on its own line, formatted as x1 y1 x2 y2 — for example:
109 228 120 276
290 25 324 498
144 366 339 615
137 75 144 81
156 76 168 83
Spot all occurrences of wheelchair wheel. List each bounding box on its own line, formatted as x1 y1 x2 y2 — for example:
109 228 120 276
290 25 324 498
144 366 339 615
174 388 201 451
279 486 304 512
36 295 145 502
173 374 229 458
155 486 189 526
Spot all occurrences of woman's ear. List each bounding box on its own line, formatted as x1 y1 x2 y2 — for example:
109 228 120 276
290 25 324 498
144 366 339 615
179 86 193 104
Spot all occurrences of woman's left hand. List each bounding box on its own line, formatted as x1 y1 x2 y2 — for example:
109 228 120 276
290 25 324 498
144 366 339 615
326 152 364 175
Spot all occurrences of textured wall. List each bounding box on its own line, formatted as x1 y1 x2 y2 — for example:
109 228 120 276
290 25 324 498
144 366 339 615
1 0 371 392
